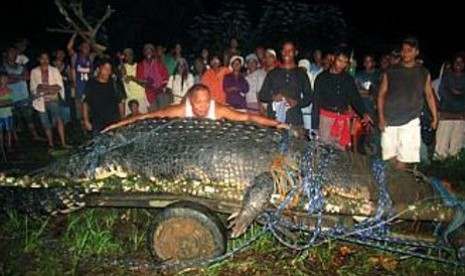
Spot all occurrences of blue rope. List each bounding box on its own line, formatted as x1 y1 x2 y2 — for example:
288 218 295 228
430 177 465 244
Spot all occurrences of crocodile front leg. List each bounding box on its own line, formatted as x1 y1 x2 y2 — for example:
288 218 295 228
229 172 274 238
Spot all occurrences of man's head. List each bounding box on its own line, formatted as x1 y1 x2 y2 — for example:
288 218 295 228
174 43 182 56
176 58 188 75
255 46 265 61
313 49 322 63
193 57 206 74
80 41 91 56
363 54 376 71
14 38 28 53
143 43 155 59
379 54 391 70
201 48 209 60
322 52 334 70
187 84 212 118
155 45 165 58
281 41 297 64
229 37 239 49
55 49 66 61
229 55 244 73
37 51 50 67
6 47 18 63
264 49 277 69
452 54 465 74
210 55 222 70
246 54 259 72
97 58 113 80
401 37 420 64
123 48 134 63
128 99 140 114
330 50 350 74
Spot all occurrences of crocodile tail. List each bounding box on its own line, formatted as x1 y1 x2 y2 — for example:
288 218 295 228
0 185 87 219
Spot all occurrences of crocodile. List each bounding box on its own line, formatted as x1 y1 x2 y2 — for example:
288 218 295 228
0 118 463 241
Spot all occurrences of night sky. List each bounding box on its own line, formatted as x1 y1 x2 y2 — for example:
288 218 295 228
1 0 463 73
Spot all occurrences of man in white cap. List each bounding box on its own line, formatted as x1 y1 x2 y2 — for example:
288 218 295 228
245 53 266 113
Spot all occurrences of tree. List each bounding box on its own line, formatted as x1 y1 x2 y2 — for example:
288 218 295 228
47 0 114 55
255 0 347 51
188 2 251 54
188 0 347 55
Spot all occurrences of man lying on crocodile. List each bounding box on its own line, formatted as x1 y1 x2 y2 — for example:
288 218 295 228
103 84 290 132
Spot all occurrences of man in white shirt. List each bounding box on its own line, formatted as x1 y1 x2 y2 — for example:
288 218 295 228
30 51 71 150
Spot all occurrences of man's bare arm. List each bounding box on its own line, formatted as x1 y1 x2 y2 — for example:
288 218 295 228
67 34 77 56
377 73 388 131
102 104 185 132
218 105 288 129
424 73 439 129
82 102 92 131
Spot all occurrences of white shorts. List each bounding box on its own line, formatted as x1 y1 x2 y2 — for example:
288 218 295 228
381 118 421 163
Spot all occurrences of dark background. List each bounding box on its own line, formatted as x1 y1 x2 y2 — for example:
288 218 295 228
1 0 463 75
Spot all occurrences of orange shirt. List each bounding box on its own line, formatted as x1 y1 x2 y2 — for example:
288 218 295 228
201 67 230 104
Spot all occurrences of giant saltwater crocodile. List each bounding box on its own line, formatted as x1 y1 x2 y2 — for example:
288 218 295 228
0 118 463 244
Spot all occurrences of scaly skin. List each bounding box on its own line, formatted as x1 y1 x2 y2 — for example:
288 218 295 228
0 118 455 239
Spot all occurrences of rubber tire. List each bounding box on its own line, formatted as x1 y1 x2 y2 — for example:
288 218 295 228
147 201 227 264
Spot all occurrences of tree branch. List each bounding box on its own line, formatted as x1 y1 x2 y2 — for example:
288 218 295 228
53 0 90 41
70 2 93 32
47 28 84 34
92 5 114 37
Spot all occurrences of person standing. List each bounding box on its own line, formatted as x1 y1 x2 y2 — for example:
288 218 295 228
245 54 266 113
0 74 13 148
223 56 249 110
201 54 230 104
312 50 373 149
67 34 96 121
30 51 71 150
434 54 465 158
53 49 73 125
378 37 438 169
258 41 312 127
136 44 169 110
2 47 43 141
82 59 124 135
120 48 149 115
167 58 194 104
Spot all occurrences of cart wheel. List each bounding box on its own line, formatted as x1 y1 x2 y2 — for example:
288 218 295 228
147 201 227 264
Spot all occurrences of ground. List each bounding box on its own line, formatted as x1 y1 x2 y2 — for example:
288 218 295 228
1 126 464 275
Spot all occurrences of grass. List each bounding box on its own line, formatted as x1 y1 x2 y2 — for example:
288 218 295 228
1 207 465 275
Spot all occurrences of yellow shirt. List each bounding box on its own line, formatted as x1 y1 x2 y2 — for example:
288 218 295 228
123 63 146 100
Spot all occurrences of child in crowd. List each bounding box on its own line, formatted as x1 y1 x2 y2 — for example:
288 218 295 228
125 99 141 119
0 74 14 147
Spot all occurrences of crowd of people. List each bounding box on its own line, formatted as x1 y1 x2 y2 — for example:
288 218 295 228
0 35 464 169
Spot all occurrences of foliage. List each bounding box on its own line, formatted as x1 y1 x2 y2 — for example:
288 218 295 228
189 2 251 54
254 0 347 51
188 0 347 55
